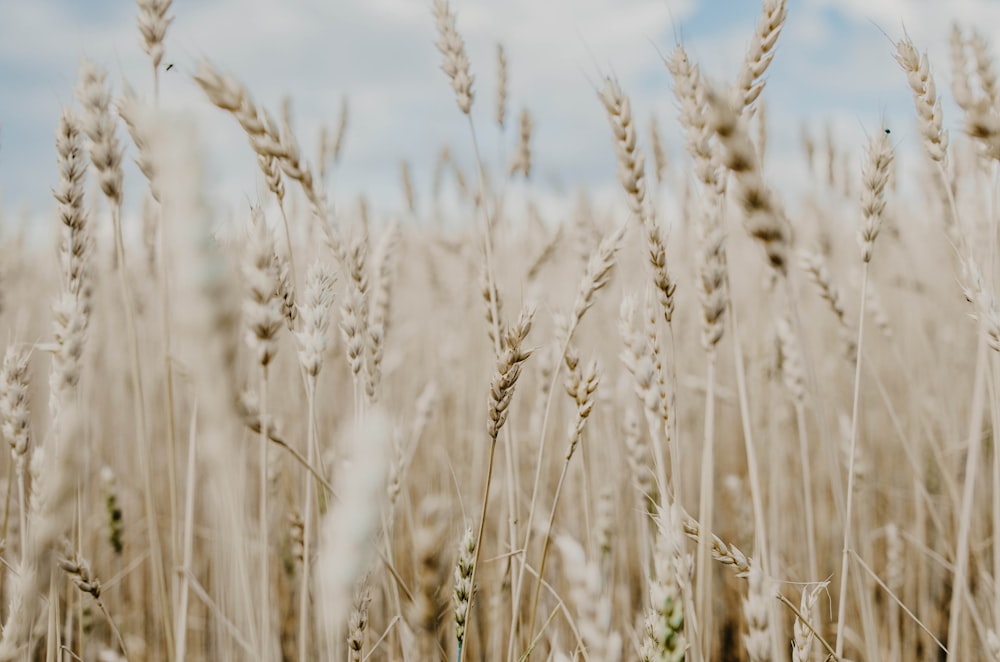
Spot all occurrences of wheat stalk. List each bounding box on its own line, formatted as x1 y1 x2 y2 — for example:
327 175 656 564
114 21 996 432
735 0 787 115
434 0 475 115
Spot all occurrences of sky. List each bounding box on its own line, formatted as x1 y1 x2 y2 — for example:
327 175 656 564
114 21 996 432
1 0 999 231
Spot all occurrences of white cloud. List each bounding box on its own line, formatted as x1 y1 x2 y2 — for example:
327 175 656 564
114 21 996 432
0 0 997 234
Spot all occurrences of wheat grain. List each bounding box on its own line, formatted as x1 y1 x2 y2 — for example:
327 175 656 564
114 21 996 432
895 36 948 163
433 0 475 115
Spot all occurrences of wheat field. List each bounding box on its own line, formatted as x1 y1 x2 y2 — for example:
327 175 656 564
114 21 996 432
3 0 1000 660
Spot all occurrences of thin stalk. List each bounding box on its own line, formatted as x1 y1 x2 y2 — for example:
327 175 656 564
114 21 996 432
696 353 716 654
259 364 272 660
460 114 507 662
96 599 130 661
945 333 988 659
525 456 572 648
175 403 198 662
726 290 778 659
110 203 173 660
0 460 11 616
156 204 180 629
986 163 1000 635
16 463 26 566
668 325 681 506
506 336 567 661
835 262 870 657
462 436 499 662
298 376 318 662
151 60 181 635
279 202 298 290
46 576 58 662
992 354 1000 640
727 301 769 565
793 400 819 582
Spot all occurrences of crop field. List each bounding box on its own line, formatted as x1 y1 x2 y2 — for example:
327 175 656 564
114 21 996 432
2 0 1000 660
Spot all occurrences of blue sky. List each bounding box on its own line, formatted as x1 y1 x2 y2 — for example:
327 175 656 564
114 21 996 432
0 0 998 230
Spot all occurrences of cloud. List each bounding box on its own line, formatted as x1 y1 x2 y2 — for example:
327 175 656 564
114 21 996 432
0 0 698 225
0 0 995 232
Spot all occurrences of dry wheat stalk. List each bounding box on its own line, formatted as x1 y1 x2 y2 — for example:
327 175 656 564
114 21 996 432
195 62 346 281
77 58 124 206
295 261 336 378
895 36 948 163
564 355 599 460
244 206 283 658
735 0 787 115
401 160 416 214
596 486 614 568
619 298 663 420
706 84 791 272
791 582 826 661
244 208 283 367
49 294 88 403
276 248 298 330
433 0 475 115
755 98 768 159
496 43 507 129
59 544 101 600
801 123 816 174
556 535 623 661
510 108 533 178
466 306 533 659
193 63 284 158
0 406 82 660
488 307 534 445
274 120 347 264
951 26 976 112
774 317 805 404
316 414 390 654
118 85 159 198
642 292 671 430
136 0 172 71
624 406 659 512
480 257 506 351
332 96 349 164
799 250 846 323
971 30 999 108
743 563 772 662
680 515 751 577
599 76 646 217
366 223 399 403
859 127 894 263
960 257 1000 353
409 498 449 660
60 543 130 657
649 115 669 185
54 109 93 313
667 45 721 193
453 527 475 653
346 584 371 662
697 200 727 351
799 249 856 356
570 221 626 337
641 504 688 662
0 344 32 576
342 226 372 406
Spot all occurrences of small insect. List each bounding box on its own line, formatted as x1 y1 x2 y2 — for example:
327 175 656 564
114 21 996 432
884 128 891 135
166 63 174 71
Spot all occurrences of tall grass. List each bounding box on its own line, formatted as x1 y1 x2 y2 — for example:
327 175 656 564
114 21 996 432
4 1 1000 660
